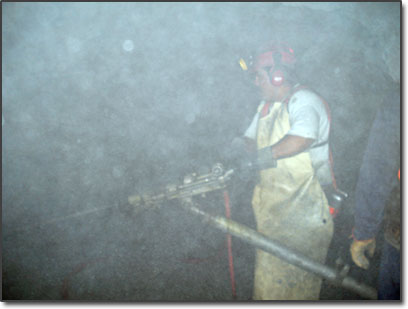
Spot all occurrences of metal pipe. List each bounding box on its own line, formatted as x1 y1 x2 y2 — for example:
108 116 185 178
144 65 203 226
182 201 378 300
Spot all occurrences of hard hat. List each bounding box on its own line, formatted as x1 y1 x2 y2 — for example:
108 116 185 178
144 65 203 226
238 42 297 86
252 42 296 72
251 42 297 86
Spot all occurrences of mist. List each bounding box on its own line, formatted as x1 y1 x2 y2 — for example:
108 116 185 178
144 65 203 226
2 2 400 300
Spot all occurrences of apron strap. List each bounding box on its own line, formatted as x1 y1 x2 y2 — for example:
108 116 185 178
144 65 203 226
260 102 271 118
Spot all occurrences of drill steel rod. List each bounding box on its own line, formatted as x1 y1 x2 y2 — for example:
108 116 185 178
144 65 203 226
181 201 378 300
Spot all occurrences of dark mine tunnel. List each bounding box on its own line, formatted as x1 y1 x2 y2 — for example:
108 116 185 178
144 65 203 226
2 2 401 302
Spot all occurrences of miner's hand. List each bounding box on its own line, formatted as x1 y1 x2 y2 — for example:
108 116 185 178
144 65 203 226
350 238 376 270
256 146 277 170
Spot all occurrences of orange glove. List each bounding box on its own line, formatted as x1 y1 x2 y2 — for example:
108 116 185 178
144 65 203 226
350 238 376 270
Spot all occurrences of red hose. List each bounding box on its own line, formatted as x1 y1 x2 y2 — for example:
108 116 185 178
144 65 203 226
178 191 238 299
223 190 237 299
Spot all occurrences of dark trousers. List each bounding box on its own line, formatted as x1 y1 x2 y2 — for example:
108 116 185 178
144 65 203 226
378 241 400 300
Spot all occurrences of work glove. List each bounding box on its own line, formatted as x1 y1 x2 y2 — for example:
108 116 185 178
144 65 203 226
225 138 277 171
350 238 376 270
232 145 277 171
255 145 277 170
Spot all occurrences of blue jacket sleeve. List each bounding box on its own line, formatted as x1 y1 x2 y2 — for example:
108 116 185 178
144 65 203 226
353 92 400 240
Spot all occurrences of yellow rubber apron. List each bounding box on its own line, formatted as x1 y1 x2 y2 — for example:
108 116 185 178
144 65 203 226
252 101 334 300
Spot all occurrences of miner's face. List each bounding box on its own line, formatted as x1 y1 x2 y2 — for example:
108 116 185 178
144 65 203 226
254 68 279 102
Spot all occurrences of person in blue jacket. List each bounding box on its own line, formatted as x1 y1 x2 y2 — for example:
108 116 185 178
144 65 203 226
350 84 400 300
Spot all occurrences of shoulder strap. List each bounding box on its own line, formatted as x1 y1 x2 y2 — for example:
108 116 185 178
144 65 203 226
260 102 271 117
